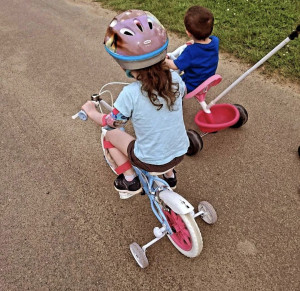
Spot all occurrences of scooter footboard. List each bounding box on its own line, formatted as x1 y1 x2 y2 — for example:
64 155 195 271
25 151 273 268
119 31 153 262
159 190 194 215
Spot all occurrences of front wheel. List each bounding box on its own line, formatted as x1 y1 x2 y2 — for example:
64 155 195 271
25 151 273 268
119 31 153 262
163 209 203 257
186 129 203 156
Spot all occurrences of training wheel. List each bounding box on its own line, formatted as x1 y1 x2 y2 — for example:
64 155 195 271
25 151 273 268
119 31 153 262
198 201 217 224
129 242 149 269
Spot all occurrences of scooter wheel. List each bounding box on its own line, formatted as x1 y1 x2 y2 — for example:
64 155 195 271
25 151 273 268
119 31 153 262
186 130 203 156
230 104 248 128
129 242 149 269
198 201 218 224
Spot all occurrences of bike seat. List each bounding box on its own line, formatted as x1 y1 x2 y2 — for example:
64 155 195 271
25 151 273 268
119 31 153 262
149 168 174 176
185 74 222 102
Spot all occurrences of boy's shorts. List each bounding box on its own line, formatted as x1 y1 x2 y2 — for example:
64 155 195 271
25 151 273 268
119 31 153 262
127 140 184 173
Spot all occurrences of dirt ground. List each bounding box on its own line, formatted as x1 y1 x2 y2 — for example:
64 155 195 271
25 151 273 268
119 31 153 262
0 0 299 290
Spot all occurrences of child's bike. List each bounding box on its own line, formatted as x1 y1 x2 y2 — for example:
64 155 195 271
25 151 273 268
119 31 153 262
73 87 217 268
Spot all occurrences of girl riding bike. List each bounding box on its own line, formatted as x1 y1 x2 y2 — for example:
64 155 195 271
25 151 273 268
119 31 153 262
81 9 189 198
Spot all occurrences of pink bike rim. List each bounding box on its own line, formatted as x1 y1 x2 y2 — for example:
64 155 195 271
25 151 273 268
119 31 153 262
163 209 192 251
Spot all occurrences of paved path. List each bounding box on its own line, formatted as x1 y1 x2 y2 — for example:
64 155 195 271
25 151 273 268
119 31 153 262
1 0 299 290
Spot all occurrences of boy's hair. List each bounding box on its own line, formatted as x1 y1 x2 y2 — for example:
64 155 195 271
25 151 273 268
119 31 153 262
136 61 179 111
184 6 214 40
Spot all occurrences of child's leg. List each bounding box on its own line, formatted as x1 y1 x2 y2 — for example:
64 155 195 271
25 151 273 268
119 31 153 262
105 129 142 197
105 128 135 176
163 169 177 189
164 169 175 178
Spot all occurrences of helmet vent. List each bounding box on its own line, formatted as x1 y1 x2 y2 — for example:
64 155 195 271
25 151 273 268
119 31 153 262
120 28 135 36
134 20 143 31
147 18 153 29
110 20 117 27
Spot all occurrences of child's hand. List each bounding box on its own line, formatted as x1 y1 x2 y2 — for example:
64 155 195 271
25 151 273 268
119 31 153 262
164 58 178 70
186 39 194 45
82 101 97 116
81 101 104 125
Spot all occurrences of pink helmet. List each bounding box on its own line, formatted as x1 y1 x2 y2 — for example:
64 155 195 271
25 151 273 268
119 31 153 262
104 10 168 70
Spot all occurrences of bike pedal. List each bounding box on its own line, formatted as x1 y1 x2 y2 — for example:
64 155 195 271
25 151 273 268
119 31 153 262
118 188 143 199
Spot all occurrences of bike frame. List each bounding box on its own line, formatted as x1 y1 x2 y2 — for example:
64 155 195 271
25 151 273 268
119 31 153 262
133 166 174 236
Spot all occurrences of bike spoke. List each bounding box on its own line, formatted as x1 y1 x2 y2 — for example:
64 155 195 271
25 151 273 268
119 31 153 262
163 209 193 251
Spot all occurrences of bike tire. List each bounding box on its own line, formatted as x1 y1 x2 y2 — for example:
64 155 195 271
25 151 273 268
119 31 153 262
186 129 203 156
164 210 203 257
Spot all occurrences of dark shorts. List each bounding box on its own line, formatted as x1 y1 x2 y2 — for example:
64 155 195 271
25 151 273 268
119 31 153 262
127 140 184 172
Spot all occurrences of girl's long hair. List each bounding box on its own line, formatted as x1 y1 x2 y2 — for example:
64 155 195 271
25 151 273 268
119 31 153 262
136 60 179 110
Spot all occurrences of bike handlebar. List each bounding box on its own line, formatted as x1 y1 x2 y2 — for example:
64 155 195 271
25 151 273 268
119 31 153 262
72 95 114 121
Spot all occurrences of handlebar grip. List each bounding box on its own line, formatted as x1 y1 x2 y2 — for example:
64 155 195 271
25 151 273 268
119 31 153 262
72 110 88 121
289 25 300 40
78 110 88 121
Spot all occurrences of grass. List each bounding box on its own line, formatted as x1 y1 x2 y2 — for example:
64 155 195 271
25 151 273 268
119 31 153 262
95 0 300 81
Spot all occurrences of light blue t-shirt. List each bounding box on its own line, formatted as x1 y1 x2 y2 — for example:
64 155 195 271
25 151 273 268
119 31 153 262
114 71 189 165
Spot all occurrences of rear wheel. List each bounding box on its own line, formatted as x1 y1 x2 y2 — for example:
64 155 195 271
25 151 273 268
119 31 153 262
230 104 248 128
163 209 203 257
186 129 203 156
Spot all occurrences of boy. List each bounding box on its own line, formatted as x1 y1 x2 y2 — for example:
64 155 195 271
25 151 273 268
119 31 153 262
165 6 219 93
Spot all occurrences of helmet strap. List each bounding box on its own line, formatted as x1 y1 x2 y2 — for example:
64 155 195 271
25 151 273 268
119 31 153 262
125 69 134 78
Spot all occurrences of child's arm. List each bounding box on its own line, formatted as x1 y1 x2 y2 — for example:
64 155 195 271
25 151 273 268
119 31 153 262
164 58 179 70
82 101 129 128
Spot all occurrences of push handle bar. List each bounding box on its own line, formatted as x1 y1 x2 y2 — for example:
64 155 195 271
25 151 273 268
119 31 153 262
207 25 300 109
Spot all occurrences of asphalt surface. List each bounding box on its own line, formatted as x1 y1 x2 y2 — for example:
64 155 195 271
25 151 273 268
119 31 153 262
1 0 299 290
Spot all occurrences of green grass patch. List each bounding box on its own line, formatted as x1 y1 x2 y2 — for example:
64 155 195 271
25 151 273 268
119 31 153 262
95 0 299 81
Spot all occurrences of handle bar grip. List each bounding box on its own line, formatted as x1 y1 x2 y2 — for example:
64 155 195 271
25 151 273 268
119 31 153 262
72 110 88 121
289 24 300 40
78 110 88 121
